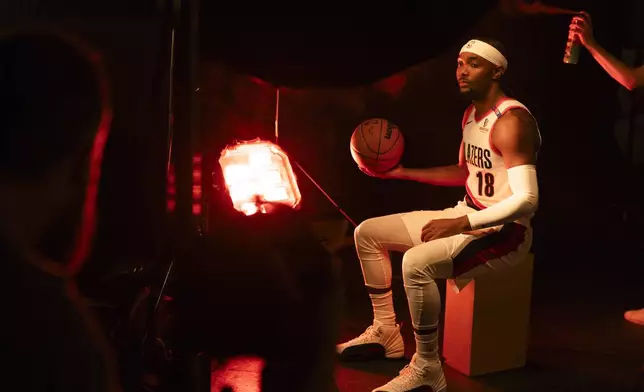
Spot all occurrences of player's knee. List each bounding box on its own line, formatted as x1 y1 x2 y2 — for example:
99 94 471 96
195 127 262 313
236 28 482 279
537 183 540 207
402 248 435 286
401 249 427 285
353 218 378 244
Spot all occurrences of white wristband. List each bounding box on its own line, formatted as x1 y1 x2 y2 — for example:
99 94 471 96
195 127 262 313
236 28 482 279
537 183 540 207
466 165 539 230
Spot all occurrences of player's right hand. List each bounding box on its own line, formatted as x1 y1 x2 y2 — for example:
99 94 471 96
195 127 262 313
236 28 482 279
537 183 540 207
463 228 497 237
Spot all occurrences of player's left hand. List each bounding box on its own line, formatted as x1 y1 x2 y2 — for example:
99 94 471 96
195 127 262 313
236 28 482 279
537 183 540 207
359 164 404 179
421 216 471 242
570 12 595 47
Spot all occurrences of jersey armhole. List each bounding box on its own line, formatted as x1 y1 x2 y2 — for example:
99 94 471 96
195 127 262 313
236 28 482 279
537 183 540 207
488 105 528 156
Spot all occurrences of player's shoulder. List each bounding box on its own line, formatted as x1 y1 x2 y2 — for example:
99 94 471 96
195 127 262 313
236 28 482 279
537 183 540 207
492 107 539 150
497 106 537 131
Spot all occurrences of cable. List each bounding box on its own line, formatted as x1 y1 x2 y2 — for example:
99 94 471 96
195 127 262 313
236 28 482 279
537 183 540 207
274 88 279 144
139 0 180 375
272 87 358 228
293 161 357 228
166 29 176 175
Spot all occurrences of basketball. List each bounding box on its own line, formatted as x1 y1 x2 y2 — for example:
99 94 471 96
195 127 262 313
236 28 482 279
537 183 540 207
350 118 404 173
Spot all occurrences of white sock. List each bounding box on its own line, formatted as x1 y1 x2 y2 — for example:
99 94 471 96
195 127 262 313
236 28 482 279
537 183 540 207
414 329 439 364
404 279 441 364
369 290 396 328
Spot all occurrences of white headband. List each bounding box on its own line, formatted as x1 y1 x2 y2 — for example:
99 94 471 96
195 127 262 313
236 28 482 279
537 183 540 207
460 39 508 70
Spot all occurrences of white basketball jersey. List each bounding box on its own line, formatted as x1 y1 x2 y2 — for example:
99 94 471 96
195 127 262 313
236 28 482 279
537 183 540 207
461 98 541 219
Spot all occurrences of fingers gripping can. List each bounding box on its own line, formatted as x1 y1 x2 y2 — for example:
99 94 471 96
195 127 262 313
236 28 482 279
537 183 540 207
563 17 580 64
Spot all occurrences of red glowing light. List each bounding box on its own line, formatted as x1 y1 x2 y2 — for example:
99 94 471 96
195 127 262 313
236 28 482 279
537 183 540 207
192 154 202 216
192 169 202 182
167 163 176 213
192 185 202 199
218 139 301 216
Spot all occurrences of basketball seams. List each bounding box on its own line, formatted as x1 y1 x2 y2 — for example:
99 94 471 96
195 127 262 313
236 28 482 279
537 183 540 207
375 120 384 163
351 118 403 173
350 145 397 162
351 146 398 172
350 145 375 160
359 122 379 155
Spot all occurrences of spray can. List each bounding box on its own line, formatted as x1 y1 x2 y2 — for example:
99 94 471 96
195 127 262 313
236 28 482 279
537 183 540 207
563 16 581 64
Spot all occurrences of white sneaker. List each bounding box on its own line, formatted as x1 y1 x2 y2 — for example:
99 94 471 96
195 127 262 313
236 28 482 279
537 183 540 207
337 324 405 360
372 354 447 392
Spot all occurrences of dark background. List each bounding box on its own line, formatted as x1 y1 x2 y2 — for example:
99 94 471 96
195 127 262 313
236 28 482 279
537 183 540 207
1 0 642 282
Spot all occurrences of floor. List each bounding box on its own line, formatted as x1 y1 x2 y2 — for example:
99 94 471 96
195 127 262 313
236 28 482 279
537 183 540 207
209 233 644 392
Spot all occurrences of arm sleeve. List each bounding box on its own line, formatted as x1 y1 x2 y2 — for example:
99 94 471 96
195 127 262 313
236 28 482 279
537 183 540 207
466 164 538 230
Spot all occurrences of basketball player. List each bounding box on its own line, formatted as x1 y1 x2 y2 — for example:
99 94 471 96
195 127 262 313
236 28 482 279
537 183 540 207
570 12 644 326
338 37 541 392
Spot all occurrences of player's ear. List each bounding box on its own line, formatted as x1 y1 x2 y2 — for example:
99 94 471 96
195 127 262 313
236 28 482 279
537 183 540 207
492 67 504 81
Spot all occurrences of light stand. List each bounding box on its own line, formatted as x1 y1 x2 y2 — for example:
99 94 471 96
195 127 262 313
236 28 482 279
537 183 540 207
271 87 358 227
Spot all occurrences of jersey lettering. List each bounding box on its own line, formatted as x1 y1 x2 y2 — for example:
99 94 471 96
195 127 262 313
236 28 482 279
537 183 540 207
475 171 495 197
464 142 492 169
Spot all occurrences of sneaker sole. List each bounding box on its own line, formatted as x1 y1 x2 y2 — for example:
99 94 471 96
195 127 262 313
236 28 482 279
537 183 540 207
338 343 404 361
373 386 446 392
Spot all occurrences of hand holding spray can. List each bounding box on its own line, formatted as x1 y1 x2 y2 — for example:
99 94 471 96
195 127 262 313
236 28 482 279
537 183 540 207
563 16 581 64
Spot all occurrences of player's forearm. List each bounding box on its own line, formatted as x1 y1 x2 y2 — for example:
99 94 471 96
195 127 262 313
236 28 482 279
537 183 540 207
466 192 538 230
394 165 468 186
466 165 539 229
586 40 640 90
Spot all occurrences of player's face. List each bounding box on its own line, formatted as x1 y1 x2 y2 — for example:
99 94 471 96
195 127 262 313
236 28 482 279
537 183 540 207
456 52 500 100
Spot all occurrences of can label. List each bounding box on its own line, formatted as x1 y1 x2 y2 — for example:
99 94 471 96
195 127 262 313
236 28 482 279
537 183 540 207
564 18 580 64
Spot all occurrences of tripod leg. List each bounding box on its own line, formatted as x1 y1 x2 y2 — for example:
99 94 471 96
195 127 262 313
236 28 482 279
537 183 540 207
293 160 357 227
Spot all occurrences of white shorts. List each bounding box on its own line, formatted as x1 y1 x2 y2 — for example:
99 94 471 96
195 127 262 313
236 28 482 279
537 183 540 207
399 200 532 279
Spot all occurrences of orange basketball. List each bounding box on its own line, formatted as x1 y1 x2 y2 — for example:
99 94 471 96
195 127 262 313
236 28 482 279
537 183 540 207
350 118 404 173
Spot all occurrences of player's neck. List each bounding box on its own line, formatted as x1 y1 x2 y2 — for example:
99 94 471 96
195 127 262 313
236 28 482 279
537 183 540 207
472 86 506 116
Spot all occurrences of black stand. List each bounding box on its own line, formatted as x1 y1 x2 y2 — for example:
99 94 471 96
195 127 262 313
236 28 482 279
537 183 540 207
144 2 355 391
622 0 643 231
135 0 203 391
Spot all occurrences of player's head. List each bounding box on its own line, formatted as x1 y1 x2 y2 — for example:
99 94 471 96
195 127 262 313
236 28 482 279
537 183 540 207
456 37 508 100
0 27 112 272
